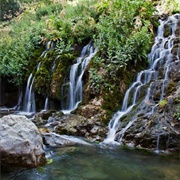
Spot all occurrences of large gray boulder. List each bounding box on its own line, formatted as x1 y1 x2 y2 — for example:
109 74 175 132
0 115 46 168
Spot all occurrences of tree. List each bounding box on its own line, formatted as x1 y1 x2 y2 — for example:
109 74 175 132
0 0 21 21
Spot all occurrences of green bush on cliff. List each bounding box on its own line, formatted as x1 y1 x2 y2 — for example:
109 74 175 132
173 106 180 120
36 3 62 20
0 0 156 91
94 0 155 67
87 0 155 113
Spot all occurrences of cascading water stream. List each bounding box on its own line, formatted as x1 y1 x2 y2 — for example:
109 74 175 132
0 76 1 106
22 41 55 113
104 14 180 144
44 97 49 111
22 63 41 113
61 42 97 114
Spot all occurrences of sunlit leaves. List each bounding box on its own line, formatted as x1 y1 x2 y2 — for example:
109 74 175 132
94 0 155 68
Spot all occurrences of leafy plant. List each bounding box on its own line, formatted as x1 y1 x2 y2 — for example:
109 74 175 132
36 3 62 20
173 108 180 120
46 158 53 165
0 0 21 21
55 40 72 58
94 0 155 69
89 68 104 94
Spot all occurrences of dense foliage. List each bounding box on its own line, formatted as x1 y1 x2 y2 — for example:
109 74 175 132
0 0 179 88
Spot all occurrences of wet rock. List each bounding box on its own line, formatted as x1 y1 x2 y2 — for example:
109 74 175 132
32 110 56 126
90 125 99 135
163 24 172 37
42 133 74 147
47 113 107 142
55 114 86 135
121 98 180 152
0 115 46 169
77 104 103 119
169 61 180 83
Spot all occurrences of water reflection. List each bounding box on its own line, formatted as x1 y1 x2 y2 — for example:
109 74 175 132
2 145 180 180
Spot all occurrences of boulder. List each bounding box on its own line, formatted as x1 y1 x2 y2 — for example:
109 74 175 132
0 115 46 169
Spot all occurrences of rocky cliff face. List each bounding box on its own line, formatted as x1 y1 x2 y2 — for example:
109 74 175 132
112 14 180 153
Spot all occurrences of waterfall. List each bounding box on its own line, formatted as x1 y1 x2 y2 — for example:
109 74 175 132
0 76 1 106
22 62 41 113
61 42 97 114
23 73 36 112
14 90 23 111
44 97 49 111
22 41 55 113
104 14 180 144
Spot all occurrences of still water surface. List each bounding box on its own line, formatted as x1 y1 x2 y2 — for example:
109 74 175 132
2 144 180 180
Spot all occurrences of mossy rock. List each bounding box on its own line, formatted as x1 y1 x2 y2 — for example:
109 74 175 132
51 62 65 100
50 52 78 100
34 67 51 96
163 24 172 37
41 53 55 69
166 81 176 95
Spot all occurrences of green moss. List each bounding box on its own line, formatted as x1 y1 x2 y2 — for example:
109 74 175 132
101 66 141 112
51 62 65 100
41 52 55 68
174 98 180 104
50 52 78 100
164 24 171 38
158 99 168 108
153 92 161 101
166 81 176 95
102 89 121 112
34 67 51 96
173 106 180 120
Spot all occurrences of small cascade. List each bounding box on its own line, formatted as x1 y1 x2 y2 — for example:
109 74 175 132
61 42 97 114
22 41 55 113
22 62 41 113
0 76 1 106
104 14 180 144
155 134 160 154
23 73 36 112
44 97 49 111
14 91 23 111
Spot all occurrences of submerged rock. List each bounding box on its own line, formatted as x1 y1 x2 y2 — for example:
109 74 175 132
0 115 46 169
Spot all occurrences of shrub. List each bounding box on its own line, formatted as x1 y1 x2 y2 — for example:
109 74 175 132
173 107 180 120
